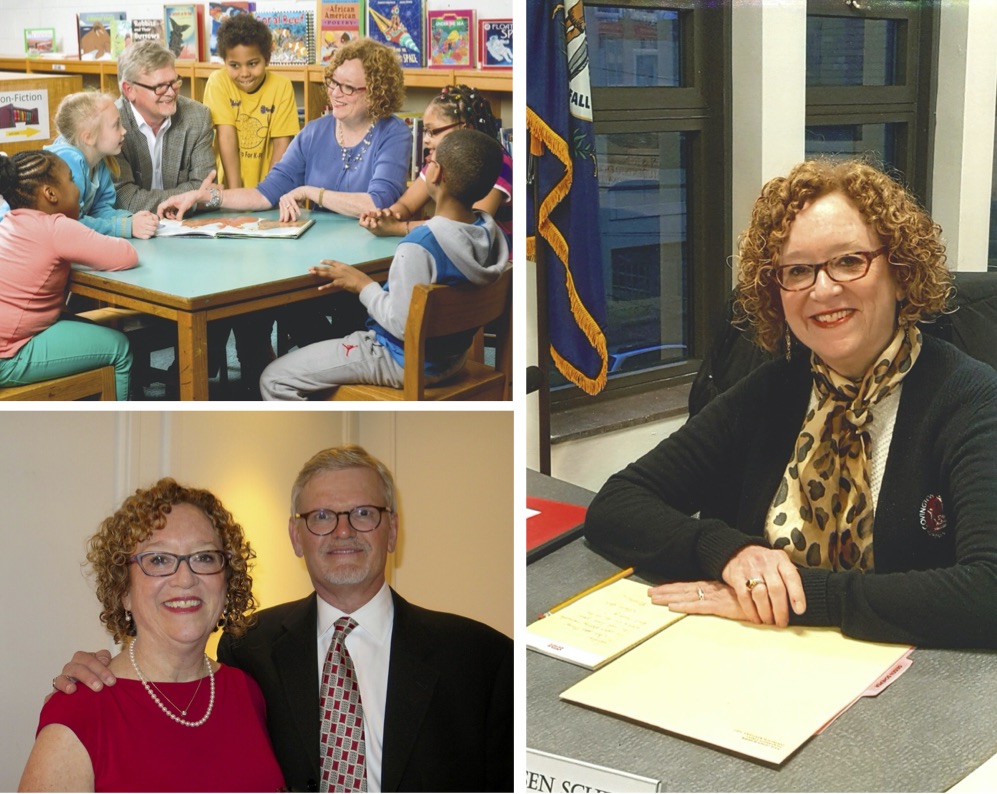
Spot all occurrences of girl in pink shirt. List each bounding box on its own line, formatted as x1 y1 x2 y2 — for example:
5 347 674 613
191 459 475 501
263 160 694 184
0 150 138 399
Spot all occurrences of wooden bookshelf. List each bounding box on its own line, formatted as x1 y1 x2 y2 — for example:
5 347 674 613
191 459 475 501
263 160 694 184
0 57 511 125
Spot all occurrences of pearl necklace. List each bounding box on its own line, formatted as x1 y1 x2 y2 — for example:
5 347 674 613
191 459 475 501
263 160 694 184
337 121 374 171
129 637 215 728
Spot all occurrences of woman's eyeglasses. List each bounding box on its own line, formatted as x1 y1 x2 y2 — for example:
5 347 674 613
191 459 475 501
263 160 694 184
325 78 367 96
129 550 231 576
771 247 889 291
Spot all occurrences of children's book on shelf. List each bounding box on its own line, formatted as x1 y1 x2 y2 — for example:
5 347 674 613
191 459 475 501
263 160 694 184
77 12 128 60
367 0 424 68
163 4 206 60
130 19 166 45
156 216 315 238
209 2 256 62
317 0 363 65
24 28 55 57
426 10 473 68
255 2 316 64
478 18 512 69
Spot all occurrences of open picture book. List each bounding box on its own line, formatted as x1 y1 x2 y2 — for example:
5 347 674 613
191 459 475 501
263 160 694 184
155 216 315 239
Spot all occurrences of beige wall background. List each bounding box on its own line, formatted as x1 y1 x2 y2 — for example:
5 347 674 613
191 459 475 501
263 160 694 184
0 409 512 791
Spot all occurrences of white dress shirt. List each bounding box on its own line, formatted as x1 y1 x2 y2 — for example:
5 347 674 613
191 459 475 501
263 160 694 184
316 581 395 793
125 100 171 190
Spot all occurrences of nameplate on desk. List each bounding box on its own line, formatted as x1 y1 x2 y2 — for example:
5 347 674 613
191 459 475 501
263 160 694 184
526 748 660 793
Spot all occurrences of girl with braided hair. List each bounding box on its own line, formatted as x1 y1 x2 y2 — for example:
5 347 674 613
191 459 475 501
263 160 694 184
360 83 512 238
0 150 137 399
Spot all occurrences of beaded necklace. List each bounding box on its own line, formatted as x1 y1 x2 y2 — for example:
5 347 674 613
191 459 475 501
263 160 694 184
337 121 374 171
129 637 215 728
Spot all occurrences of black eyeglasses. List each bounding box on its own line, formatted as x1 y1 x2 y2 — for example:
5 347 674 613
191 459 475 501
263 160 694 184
130 77 183 97
423 122 463 138
325 78 367 96
129 550 231 577
294 506 391 535
771 247 888 291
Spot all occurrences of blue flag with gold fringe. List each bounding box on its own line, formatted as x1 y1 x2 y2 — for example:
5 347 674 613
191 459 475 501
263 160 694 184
527 0 608 395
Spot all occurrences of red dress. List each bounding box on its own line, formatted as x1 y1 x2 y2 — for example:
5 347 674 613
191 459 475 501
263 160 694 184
37 664 285 792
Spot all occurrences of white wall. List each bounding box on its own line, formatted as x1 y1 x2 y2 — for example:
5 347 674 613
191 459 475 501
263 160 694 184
0 409 512 792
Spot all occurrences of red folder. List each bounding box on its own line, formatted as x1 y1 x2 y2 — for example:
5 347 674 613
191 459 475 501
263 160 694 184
527 497 587 560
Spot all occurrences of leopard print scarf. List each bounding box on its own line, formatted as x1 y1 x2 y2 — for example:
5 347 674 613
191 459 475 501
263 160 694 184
765 324 922 571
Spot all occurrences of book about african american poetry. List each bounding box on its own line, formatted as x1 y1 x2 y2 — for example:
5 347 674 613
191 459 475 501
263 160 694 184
317 0 363 65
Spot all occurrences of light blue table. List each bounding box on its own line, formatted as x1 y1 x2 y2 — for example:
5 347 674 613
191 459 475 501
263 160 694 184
70 209 398 400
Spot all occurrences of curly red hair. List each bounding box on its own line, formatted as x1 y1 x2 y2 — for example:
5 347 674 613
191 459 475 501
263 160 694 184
86 478 257 643
325 37 405 120
734 158 951 353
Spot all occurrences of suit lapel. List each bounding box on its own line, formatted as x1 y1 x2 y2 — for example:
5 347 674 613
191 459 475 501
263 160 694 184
381 590 439 793
117 99 153 186
273 594 322 784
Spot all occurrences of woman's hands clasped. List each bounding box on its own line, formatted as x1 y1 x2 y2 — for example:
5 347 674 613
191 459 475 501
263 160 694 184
649 546 806 628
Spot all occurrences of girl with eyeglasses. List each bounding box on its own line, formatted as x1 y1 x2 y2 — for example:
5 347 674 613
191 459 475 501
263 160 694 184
359 84 512 240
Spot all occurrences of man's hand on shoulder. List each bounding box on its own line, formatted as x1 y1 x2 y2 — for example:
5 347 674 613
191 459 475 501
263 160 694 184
53 650 116 695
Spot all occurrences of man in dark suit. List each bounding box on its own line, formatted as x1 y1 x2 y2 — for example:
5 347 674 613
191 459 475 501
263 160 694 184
55 445 513 792
113 40 216 212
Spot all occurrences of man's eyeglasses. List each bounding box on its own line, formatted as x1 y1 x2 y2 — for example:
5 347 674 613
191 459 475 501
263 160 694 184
130 77 183 97
770 247 889 291
294 506 391 535
325 78 367 96
129 550 231 577
423 122 463 138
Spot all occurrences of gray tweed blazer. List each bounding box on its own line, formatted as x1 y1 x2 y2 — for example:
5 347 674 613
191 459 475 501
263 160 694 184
113 95 215 212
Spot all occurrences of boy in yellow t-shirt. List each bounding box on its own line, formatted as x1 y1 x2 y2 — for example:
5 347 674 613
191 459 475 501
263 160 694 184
202 14 300 395
202 14 300 188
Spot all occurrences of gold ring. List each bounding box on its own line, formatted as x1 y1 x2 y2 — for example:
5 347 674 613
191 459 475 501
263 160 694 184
746 578 764 591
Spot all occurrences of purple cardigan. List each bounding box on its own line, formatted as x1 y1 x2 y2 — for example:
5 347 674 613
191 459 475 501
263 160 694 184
256 114 411 208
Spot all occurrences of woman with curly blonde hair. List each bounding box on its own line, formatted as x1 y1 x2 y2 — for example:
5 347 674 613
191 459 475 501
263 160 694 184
20 478 285 792
584 159 997 649
159 36 410 221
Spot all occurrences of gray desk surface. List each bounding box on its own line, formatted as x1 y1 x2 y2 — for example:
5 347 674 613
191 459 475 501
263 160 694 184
526 475 997 792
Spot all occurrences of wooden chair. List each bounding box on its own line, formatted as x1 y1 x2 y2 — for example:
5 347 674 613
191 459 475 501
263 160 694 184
0 365 116 401
327 267 513 401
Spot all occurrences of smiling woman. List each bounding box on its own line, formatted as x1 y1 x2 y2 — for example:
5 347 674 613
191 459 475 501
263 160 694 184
584 159 997 649
17 479 285 793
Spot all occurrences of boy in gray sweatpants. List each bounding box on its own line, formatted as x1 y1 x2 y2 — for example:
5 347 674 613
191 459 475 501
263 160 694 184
260 129 509 400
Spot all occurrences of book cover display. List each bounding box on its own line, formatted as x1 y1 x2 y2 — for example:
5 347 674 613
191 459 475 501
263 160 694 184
77 12 128 60
478 18 512 69
255 4 316 64
427 10 473 69
24 28 55 56
131 19 166 45
317 0 363 65
163 4 205 60
209 2 256 62
367 0 423 68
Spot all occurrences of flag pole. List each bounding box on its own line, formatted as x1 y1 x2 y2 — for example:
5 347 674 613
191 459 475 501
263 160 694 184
529 130 552 474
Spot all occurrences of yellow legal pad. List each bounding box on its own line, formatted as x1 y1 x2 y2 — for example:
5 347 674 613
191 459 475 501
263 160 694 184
559 614 910 765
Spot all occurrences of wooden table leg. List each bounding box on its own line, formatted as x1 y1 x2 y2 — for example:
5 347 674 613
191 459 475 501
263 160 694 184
176 311 209 400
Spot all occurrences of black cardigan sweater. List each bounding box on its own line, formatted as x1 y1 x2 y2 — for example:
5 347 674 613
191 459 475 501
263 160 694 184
585 335 997 648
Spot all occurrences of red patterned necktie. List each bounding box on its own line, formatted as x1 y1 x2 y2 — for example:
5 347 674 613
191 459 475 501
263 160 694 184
319 617 367 792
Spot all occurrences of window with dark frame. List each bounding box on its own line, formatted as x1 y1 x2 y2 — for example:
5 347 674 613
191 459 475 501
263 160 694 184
804 0 935 205
547 1 728 403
